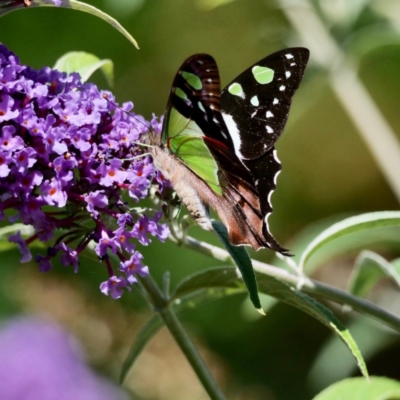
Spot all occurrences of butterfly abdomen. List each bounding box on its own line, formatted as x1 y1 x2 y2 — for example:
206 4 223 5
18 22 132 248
150 145 214 231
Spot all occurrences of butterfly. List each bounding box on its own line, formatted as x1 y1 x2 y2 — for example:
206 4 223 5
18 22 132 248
150 48 309 255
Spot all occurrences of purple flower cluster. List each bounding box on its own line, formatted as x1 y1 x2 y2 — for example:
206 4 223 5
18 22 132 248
1 0 62 9
0 44 170 298
0 318 129 400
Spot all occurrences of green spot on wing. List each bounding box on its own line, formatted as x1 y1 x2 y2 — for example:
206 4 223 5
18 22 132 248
197 102 206 113
175 88 187 100
252 65 274 84
182 71 203 90
228 82 244 98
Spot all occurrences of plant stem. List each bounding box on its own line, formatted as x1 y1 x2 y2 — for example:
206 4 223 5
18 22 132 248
138 274 226 400
180 235 400 332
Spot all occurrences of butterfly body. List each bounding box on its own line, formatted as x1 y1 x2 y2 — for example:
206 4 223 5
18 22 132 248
150 48 309 255
150 143 214 232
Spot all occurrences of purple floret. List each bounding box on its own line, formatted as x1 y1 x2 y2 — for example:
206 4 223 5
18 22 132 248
0 44 170 298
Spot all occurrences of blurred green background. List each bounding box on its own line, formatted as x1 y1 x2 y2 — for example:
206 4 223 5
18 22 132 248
1 0 400 399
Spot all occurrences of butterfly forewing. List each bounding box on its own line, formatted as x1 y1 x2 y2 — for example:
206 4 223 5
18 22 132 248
163 54 233 150
220 48 309 160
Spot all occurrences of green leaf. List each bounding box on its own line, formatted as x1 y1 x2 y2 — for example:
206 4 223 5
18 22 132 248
313 377 400 400
120 267 368 379
348 251 400 297
346 25 400 62
391 257 400 275
172 266 368 379
211 220 262 312
299 211 400 270
195 0 235 11
0 0 139 49
120 314 163 383
0 223 34 238
53 52 114 86
308 316 396 392
287 216 400 276
256 273 369 380
171 266 246 299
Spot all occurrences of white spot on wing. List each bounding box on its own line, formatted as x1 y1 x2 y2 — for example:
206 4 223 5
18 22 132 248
250 95 259 106
264 212 271 231
207 78 212 83
272 149 280 162
274 170 281 185
198 60 204 65
266 111 274 118
222 112 243 159
279 85 286 91
267 191 274 206
266 125 274 133
285 71 291 78
285 53 294 59
273 98 279 105
290 62 296 66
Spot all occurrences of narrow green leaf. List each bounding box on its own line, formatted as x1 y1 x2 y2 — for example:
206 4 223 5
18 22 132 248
120 314 163 383
195 0 235 11
172 266 243 297
346 25 400 62
172 266 368 378
211 220 262 311
0 0 139 49
53 52 114 86
348 251 400 297
329 324 369 381
299 211 400 270
256 274 369 379
391 257 400 276
0 223 34 238
313 377 400 400
308 316 396 391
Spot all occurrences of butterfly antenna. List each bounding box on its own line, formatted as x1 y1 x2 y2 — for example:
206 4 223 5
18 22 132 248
102 93 155 133
102 93 159 158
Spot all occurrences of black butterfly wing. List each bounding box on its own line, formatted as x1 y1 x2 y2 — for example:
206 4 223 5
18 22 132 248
220 48 309 159
219 48 309 254
161 53 233 150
